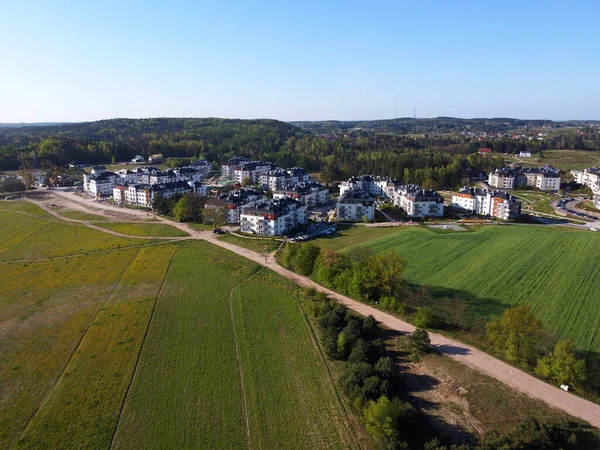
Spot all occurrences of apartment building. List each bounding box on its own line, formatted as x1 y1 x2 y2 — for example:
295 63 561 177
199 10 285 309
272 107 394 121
336 189 375 221
488 165 560 191
394 185 444 218
339 175 391 198
216 188 267 223
273 181 329 207
113 180 195 207
240 198 307 236
451 187 521 220
83 171 119 197
234 161 280 184
221 157 250 179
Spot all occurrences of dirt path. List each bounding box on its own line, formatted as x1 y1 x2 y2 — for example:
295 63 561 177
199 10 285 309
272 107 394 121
24 193 600 430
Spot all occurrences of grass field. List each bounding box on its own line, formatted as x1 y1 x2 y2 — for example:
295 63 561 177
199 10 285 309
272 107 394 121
540 150 600 171
319 224 600 353
95 222 189 237
59 210 107 221
0 204 357 449
218 233 283 254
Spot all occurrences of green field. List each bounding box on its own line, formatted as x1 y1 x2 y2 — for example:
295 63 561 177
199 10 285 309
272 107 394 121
540 150 600 171
320 224 600 353
0 203 357 449
95 222 190 237
59 210 107 221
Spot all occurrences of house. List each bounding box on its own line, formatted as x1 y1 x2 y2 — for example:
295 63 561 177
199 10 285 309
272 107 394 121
216 188 267 223
273 181 329 207
240 198 307 235
393 185 444 218
451 187 521 220
518 151 532 158
131 155 145 163
478 148 492 155
336 189 375 221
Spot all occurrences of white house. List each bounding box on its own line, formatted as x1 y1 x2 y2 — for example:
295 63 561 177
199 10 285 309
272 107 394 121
336 189 375 221
240 198 307 235
131 155 145 163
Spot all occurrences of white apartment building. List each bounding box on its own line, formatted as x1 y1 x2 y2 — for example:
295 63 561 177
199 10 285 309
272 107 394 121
451 187 521 220
573 167 600 192
240 198 307 236
113 180 195 207
273 182 329 208
339 175 391 198
234 161 279 184
488 170 515 189
221 157 250 179
394 186 444 218
83 171 119 197
336 189 375 221
216 188 267 223
488 165 560 191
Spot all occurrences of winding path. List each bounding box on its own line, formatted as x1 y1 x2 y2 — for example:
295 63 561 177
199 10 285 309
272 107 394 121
22 194 600 430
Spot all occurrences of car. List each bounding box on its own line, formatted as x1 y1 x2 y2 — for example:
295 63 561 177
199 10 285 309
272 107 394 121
212 228 226 234
4 196 13 200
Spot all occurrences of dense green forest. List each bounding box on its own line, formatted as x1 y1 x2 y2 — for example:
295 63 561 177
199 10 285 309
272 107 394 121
2 117 600 189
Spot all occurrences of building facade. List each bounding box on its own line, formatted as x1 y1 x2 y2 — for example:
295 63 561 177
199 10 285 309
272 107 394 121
336 189 375 221
240 198 307 235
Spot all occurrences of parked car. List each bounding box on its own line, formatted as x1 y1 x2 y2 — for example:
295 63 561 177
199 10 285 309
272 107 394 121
4 196 13 200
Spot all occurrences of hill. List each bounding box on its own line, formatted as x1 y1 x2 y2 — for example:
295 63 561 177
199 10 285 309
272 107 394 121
290 117 600 135
0 118 304 170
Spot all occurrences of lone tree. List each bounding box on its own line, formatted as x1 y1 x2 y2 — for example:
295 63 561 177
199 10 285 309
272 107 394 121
535 340 587 387
486 305 541 367
409 328 431 356
173 192 206 223
204 199 228 228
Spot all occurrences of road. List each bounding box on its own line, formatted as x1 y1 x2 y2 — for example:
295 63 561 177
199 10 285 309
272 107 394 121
25 192 600 429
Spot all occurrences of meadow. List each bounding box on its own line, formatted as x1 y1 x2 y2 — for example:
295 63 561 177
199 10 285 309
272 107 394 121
95 222 190 237
319 224 600 353
0 203 357 449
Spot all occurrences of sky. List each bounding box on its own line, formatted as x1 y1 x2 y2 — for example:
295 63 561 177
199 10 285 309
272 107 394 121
1 0 599 122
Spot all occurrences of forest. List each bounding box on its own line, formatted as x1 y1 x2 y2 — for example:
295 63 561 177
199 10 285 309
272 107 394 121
2 117 600 190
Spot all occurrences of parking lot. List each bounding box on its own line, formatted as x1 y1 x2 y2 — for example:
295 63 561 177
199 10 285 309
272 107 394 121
556 197 599 220
287 222 337 242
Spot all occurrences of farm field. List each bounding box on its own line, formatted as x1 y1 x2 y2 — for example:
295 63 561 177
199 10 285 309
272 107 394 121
319 224 600 353
95 222 190 237
0 203 357 449
539 150 600 171
112 241 357 449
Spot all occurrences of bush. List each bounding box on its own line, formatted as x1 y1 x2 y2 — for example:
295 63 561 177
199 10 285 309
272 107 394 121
413 307 440 329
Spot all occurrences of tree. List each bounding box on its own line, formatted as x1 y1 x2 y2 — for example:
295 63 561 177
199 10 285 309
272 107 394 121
535 340 586 387
294 243 321 275
173 192 206 222
241 176 254 186
204 200 228 228
486 306 542 366
18 164 36 190
362 214 370 223
363 396 414 449
152 193 171 216
410 328 431 355
42 163 61 189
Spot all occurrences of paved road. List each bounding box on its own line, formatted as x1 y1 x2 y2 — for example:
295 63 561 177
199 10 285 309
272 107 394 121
28 193 600 429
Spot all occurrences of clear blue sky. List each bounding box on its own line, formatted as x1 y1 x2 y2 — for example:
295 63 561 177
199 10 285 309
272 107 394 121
1 0 599 122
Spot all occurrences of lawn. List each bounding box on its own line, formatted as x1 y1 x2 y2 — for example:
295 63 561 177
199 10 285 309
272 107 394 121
1 204 357 449
95 222 189 237
317 224 600 353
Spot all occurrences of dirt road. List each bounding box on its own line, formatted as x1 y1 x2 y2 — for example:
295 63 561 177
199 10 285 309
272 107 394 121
27 194 600 429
